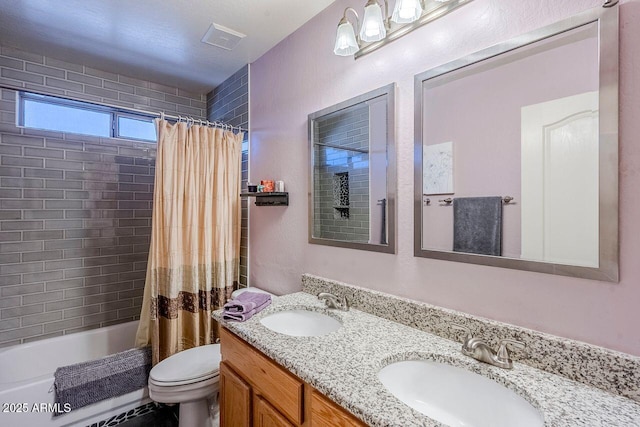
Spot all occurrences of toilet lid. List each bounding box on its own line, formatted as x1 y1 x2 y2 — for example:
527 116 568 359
150 344 221 384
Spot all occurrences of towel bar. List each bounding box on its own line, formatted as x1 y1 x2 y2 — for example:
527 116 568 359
424 196 515 205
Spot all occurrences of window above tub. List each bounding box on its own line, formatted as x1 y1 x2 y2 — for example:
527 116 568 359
17 91 157 142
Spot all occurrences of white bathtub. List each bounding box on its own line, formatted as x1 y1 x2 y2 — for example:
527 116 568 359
0 321 151 427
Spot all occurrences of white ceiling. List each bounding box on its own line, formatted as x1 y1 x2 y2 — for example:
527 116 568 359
0 0 336 93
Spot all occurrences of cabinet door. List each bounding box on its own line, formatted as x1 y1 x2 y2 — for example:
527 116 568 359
311 390 366 427
220 361 251 427
254 395 295 427
221 328 304 424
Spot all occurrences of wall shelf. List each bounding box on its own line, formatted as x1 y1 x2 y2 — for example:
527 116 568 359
240 192 289 206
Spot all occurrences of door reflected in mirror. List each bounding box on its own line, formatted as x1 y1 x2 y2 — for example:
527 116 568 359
309 84 396 253
414 4 618 281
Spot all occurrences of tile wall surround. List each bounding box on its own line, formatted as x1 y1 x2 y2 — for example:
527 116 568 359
206 65 249 288
301 274 640 403
0 45 208 347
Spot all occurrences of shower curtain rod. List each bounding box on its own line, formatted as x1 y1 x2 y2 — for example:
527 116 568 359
157 111 245 133
0 83 247 133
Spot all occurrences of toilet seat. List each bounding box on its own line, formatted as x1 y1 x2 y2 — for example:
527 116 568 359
149 371 218 387
148 344 222 411
148 374 220 404
150 343 221 386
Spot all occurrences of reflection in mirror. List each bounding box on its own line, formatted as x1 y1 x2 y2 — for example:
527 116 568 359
414 4 618 281
309 84 396 253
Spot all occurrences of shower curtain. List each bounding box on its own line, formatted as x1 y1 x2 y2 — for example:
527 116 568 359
135 119 243 364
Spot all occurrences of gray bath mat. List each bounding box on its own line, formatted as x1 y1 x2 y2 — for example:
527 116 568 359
53 346 151 416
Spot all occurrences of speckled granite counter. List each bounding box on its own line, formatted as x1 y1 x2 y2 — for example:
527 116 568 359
215 292 640 426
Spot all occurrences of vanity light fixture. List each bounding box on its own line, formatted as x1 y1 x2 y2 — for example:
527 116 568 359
334 8 360 56
391 0 423 24
334 0 472 59
360 0 388 42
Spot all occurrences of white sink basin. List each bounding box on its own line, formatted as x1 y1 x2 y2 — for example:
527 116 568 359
260 309 341 337
378 360 544 427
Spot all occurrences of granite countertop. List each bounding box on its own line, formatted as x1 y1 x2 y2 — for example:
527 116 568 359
215 292 640 426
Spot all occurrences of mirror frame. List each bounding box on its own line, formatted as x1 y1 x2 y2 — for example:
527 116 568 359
309 83 396 254
413 3 618 281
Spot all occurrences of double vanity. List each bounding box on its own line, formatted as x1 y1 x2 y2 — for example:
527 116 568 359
216 3 635 426
215 275 640 426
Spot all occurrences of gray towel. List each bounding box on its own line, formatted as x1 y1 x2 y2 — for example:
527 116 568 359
53 346 151 416
453 197 502 256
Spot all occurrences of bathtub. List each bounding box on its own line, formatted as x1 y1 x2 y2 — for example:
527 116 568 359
0 321 151 427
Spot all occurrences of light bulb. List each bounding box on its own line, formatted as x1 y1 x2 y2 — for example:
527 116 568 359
392 0 423 24
334 21 359 56
360 2 386 43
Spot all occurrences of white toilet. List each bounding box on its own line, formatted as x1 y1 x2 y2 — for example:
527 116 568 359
148 287 274 427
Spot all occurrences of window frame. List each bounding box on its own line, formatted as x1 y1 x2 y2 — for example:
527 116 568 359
17 91 158 143
113 111 158 142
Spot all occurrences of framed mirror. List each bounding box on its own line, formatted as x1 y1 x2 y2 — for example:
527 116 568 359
414 3 618 281
309 84 396 253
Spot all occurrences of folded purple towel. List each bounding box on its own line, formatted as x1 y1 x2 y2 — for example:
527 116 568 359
223 297 271 322
223 291 271 314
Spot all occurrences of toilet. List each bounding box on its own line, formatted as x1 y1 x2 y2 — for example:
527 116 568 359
148 287 274 427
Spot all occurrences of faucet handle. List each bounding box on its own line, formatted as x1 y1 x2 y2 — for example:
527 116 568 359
318 292 349 311
339 295 350 311
318 292 337 306
450 323 473 345
496 339 525 363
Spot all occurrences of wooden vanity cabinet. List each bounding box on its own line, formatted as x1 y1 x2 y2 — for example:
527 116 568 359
254 395 296 427
310 390 366 427
220 327 366 427
220 361 251 426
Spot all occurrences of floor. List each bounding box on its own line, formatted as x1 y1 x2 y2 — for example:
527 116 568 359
117 405 178 427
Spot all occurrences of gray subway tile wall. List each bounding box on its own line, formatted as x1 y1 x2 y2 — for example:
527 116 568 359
314 104 370 242
0 45 208 347
206 65 249 287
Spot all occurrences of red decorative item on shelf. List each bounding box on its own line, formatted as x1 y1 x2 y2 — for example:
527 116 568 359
261 180 275 192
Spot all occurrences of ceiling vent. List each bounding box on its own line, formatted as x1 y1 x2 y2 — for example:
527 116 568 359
201 23 246 51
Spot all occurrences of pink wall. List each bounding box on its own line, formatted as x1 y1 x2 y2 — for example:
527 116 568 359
422 33 598 256
249 0 640 356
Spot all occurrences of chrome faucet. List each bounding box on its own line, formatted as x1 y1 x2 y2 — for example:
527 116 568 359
451 324 525 369
318 292 349 311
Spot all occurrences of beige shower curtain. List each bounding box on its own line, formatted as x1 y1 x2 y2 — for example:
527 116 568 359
135 119 243 364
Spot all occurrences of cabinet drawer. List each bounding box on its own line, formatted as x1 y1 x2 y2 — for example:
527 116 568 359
221 328 304 425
